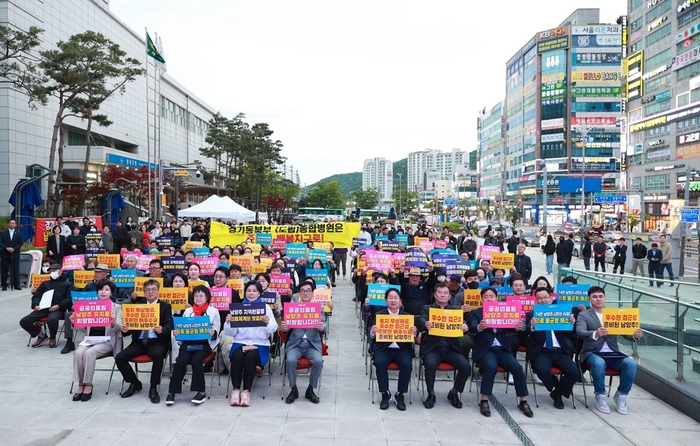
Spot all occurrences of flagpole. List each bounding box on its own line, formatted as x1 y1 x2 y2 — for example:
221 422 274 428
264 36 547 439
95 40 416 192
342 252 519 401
156 35 163 222
145 28 152 219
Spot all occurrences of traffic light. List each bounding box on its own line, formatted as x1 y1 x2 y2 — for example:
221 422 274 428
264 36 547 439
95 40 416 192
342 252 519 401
518 197 523 204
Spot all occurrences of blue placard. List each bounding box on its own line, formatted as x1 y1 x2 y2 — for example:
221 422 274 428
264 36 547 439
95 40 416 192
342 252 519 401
533 303 573 331
447 260 472 276
367 283 401 306
111 269 136 288
594 194 627 204
432 253 456 275
259 291 278 306
286 243 307 259
157 237 173 248
255 233 273 245
377 240 400 252
395 234 408 244
375 235 389 242
161 256 186 274
192 247 210 258
308 249 328 263
494 286 514 300
174 316 212 341
72 291 98 302
405 249 428 269
556 283 591 303
306 269 328 286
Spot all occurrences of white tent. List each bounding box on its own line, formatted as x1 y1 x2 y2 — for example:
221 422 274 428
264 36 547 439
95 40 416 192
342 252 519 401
178 195 256 222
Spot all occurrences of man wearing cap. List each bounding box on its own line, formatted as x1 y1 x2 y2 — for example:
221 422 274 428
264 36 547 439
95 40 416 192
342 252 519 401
19 264 74 348
398 266 436 316
446 274 463 301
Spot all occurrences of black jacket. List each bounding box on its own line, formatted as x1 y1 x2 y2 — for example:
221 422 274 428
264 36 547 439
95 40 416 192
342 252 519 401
123 298 174 349
507 236 518 254
469 308 517 361
513 254 532 281
614 244 627 260
632 243 647 259
525 311 575 360
65 233 86 255
370 308 415 355
31 276 73 311
416 303 464 357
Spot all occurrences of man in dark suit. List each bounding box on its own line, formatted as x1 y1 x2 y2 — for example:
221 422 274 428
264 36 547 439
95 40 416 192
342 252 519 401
575 286 642 415
470 286 532 418
116 279 174 404
282 280 325 405
369 288 417 411
416 283 471 409
0 219 23 290
527 287 579 410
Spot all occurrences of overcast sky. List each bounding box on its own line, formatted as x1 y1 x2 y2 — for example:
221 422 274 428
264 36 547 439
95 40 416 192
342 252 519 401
111 0 625 187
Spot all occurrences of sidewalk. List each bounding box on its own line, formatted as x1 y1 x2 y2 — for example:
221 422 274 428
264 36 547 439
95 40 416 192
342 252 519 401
0 268 697 445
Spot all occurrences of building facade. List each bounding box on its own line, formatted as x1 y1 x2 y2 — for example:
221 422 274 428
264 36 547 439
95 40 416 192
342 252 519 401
477 102 505 202
362 157 393 202
407 148 466 193
0 0 220 216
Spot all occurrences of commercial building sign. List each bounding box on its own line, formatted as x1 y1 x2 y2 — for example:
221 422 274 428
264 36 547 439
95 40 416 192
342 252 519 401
622 16 628 58
572 52 622 65
647 15 668 32
677 144 700 159
673 46 700 70
629 107 643 123
571 25 622 35
574 34 622 48
629 104 700 132
537 27 569 53
647 149 671 160
678 131 700 145
541 118 564 130
642 89 672 103
570 117 617 126
641 63 670 81
674 20 700 43
626 50 644 100
571 71 620 82
677 0 700 18
572 86 621 97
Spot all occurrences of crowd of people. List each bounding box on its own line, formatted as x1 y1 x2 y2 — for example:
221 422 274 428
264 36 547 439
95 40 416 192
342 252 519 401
14 215 644 419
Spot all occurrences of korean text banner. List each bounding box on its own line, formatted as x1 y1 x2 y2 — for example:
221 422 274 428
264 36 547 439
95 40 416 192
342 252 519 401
284 302 322 329
428 308 463 337
483 301 522 328
174 316 212 341
556 283 590 302
533 303 573 331
376 315 414 342
367 283 401 307
228 302 266 327
602 308 640 335
122 303 160 330
34 216 102 248
209 221 361 249
73 300 112 328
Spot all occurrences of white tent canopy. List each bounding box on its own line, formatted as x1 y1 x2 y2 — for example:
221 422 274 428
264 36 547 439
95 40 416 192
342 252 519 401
178 195 256 222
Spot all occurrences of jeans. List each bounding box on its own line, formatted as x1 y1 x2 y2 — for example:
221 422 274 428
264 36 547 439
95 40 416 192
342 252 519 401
661 263 674 281
478 347 528 397
545 255 553 274
586 353 637 396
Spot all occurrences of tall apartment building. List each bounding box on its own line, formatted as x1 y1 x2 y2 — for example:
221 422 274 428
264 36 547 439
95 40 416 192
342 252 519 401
362 157 393 202
624 0 700 231
477 102 506 202
503 9 623 226
407 148 466 192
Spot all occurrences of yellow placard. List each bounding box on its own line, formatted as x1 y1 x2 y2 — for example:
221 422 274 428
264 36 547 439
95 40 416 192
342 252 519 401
227 278 244 297
260 258 273 268
231 255 253 275
252 263 267 274
31 274 51 289
134 276 164 297
97 254 121 270
73 270 95 289
491 253 514 270
602 308 640 335
356 258 366 276
315 242 332 253
376 314 414 342
184 241 203 251
188 280 208 292
428 308 463 337
312 288 333 313
210 221 361 249
463 289 483 310
158 287 188 311
248 243 262 255
122 303 160 330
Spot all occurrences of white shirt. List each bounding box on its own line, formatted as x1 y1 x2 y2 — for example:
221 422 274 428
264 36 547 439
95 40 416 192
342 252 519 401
8 229 14 240
139 299 160 340
387 308 401 349
592 311 614 353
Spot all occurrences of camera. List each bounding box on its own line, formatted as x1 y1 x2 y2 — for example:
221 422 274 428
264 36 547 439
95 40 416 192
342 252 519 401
195 169 201 178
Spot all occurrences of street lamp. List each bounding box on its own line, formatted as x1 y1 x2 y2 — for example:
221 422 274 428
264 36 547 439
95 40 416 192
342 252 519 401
163 161 202 221
396 173 402 219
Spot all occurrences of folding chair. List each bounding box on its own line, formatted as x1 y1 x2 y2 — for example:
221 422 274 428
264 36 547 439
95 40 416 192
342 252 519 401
577 358 621 408
69 351 117 395
119 353 167 394
225 347 275 399
529 364 577 409
281 342 328 399
369 360 412 405
173 350 218 399
27 317 64 347
469 360 511 402
417 360 456 401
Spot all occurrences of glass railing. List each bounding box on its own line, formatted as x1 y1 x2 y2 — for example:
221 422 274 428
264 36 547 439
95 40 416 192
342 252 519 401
557 266 700 399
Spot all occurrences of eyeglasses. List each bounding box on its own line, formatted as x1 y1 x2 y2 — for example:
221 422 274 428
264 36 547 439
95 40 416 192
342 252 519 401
149 266 162 270
299 289 313 294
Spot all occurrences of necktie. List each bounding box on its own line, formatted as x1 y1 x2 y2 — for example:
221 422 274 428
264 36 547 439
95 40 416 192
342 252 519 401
546 330 554 350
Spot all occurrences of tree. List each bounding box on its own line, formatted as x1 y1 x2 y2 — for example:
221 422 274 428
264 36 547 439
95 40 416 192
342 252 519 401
392 188 418 216
38 31 144 216
300 181 345 209
505 203 521 228
0 25 46 106
352 188 379 209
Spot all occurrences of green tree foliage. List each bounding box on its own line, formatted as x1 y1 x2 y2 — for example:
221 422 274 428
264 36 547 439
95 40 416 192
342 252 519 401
0 25 46 105
352 188 379 209
505 202 522 228
37 31 144 215
299 181 345 209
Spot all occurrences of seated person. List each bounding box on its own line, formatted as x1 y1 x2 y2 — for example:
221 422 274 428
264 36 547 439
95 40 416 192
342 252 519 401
417 283 471 409
282 280 325 405
452 269 478 360
470 286 532 418
369 288 416 411
20 263 73 349
224 281 278 407
166 286 220 405
71 280 123 401
116 279 174 404
526 287 579 410
575 286 642 415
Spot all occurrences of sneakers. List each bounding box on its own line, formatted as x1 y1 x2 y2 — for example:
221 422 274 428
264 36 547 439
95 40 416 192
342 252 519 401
379 392 390 410
395 392 406 411
230 389 240 406
532 373 542 384
240 390 251 406
166 393 175 405
595 394 611 414
31 333 48 348
613 393 628 415
508 374 514 385
191 392 207 405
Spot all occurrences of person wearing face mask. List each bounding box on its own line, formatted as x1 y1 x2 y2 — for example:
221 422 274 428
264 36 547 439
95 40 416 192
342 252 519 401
452 270 479 360
20 264 74 349
475 268 488 285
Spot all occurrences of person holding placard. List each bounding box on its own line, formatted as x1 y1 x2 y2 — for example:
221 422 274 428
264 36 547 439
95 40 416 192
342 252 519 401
575 286 642 415
70 280 122 402
255 273 282 324
470 287 532 418
20 263 74 348
282 281 325 405
116 279 174 404
224 281 278 407
398 266 436 317
369 288 416 411
526 287 579 410
417 283 471 409
166 286 220 405
452 270 479 360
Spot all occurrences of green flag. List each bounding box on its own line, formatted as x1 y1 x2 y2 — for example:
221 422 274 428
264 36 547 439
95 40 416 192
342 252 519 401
146 32 165 64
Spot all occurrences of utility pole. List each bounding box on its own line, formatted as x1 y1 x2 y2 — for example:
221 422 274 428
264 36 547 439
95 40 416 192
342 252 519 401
680 165 691 277
542 162 548 234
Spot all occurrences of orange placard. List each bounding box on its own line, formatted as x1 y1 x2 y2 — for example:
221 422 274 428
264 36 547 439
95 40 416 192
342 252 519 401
97 254 121 270
73 270 95 289
227 278 244 297
134 276 164 297
158 287 188 311
31 274 51 289
376 315 414 342
231 255 254 275
122 303 160 330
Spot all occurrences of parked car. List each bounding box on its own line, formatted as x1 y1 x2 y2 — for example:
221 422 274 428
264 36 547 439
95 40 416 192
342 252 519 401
572 241 615 261
602 231 622 243
521 233 540 248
